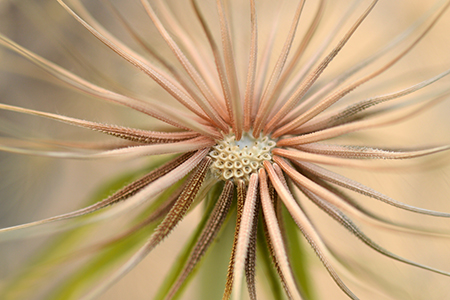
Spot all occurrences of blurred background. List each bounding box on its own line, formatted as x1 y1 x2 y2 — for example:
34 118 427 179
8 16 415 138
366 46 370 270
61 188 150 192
1 0 450 299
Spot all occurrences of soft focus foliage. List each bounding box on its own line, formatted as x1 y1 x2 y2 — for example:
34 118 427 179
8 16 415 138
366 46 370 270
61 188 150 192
1 0 450 300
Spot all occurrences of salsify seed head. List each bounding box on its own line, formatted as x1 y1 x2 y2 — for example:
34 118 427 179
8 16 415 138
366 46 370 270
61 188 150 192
1 0 450 300
208 132 276 183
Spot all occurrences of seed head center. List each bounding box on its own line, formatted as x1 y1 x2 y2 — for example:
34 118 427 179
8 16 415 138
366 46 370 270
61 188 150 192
208 132 276 183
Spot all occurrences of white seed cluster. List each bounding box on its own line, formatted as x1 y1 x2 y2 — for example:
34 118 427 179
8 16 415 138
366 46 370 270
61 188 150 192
209 133 276 183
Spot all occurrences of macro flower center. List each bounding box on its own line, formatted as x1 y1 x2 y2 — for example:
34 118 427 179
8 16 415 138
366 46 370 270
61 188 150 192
209 132 276 183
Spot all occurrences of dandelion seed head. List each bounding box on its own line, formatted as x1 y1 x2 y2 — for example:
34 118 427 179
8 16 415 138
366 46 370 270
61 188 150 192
209 132 276 183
